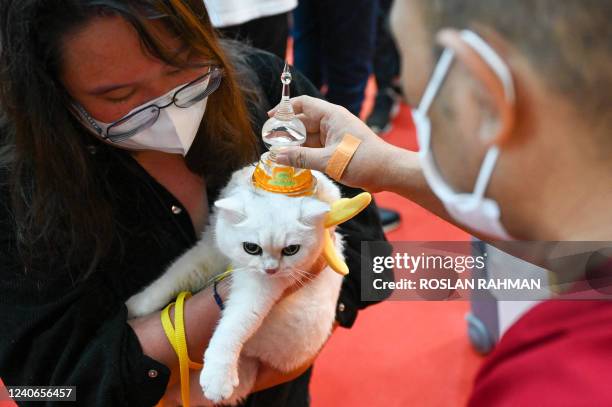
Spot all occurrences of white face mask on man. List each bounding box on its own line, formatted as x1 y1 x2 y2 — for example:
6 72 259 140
74 73 214 156
412 30 516 240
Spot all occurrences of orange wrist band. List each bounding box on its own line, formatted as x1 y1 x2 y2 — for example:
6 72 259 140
325 133 362 181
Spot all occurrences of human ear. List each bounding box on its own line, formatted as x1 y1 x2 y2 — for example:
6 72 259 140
437 29 516 147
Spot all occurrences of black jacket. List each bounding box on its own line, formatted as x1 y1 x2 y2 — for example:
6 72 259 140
0 48 392 406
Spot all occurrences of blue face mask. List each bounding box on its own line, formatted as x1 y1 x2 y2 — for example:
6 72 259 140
412 30 516 240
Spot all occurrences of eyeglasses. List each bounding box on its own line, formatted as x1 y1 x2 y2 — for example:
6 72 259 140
76 66 224 142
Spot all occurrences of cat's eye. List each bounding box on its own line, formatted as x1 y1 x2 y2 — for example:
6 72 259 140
243 242 263 256
282 245 301 256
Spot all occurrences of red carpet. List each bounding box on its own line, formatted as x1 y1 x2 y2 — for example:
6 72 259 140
309 102 484 407
0 379 17 406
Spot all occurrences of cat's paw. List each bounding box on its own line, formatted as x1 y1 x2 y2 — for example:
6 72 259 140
125 292 163 318
200 356 240 403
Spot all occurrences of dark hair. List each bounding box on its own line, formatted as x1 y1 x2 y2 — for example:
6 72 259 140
420 0 612 121
0 0 258 280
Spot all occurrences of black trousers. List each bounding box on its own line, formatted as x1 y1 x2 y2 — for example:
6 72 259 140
293 0 378 116
219 12 290 60
373 0 400 91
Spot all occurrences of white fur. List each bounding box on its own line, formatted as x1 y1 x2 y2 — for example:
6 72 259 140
126 166 344 405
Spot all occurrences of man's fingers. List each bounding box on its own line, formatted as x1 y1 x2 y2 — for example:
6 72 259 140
268 96 328 128
268 96 345 147
302 130 324 148
265 111 320 136
286 95 314 116
267 95 312 116
295 113 324 135
275 146 331 172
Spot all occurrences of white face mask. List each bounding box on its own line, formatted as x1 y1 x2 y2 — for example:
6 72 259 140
413 30 516 240
77 80 209 156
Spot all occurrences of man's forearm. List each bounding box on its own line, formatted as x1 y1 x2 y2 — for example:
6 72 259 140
382 146 497 240
381 146 449 219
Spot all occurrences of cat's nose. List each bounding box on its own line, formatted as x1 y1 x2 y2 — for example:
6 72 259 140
265 268 278 275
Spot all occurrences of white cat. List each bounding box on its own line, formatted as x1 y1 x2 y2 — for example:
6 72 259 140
126 165 344 405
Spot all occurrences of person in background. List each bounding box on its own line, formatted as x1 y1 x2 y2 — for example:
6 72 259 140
292 0 377 117
276 0 612 404
204 0 297 59
365 0 403 135
293 0 402 232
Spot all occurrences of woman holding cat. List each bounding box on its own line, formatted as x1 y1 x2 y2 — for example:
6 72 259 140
0 1 391 406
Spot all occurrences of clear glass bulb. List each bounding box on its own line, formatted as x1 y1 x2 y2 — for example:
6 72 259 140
262 62 307 159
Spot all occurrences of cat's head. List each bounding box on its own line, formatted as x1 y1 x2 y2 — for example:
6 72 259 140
213 188 330 278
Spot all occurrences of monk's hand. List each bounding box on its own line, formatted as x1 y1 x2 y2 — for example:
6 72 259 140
271 95 402 192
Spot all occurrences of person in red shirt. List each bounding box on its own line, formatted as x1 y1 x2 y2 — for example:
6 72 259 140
271 0 612 404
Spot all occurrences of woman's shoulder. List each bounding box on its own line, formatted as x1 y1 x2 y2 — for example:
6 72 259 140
242 46 285 74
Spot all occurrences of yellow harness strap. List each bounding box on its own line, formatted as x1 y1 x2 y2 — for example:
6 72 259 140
160 291 203 407
215 267 234 283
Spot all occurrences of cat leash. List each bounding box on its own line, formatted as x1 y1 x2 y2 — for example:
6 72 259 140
157 291 203 407
156 268 233 407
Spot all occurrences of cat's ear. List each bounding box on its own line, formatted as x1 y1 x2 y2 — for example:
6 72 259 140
299 199 330 227
215 197 247 225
